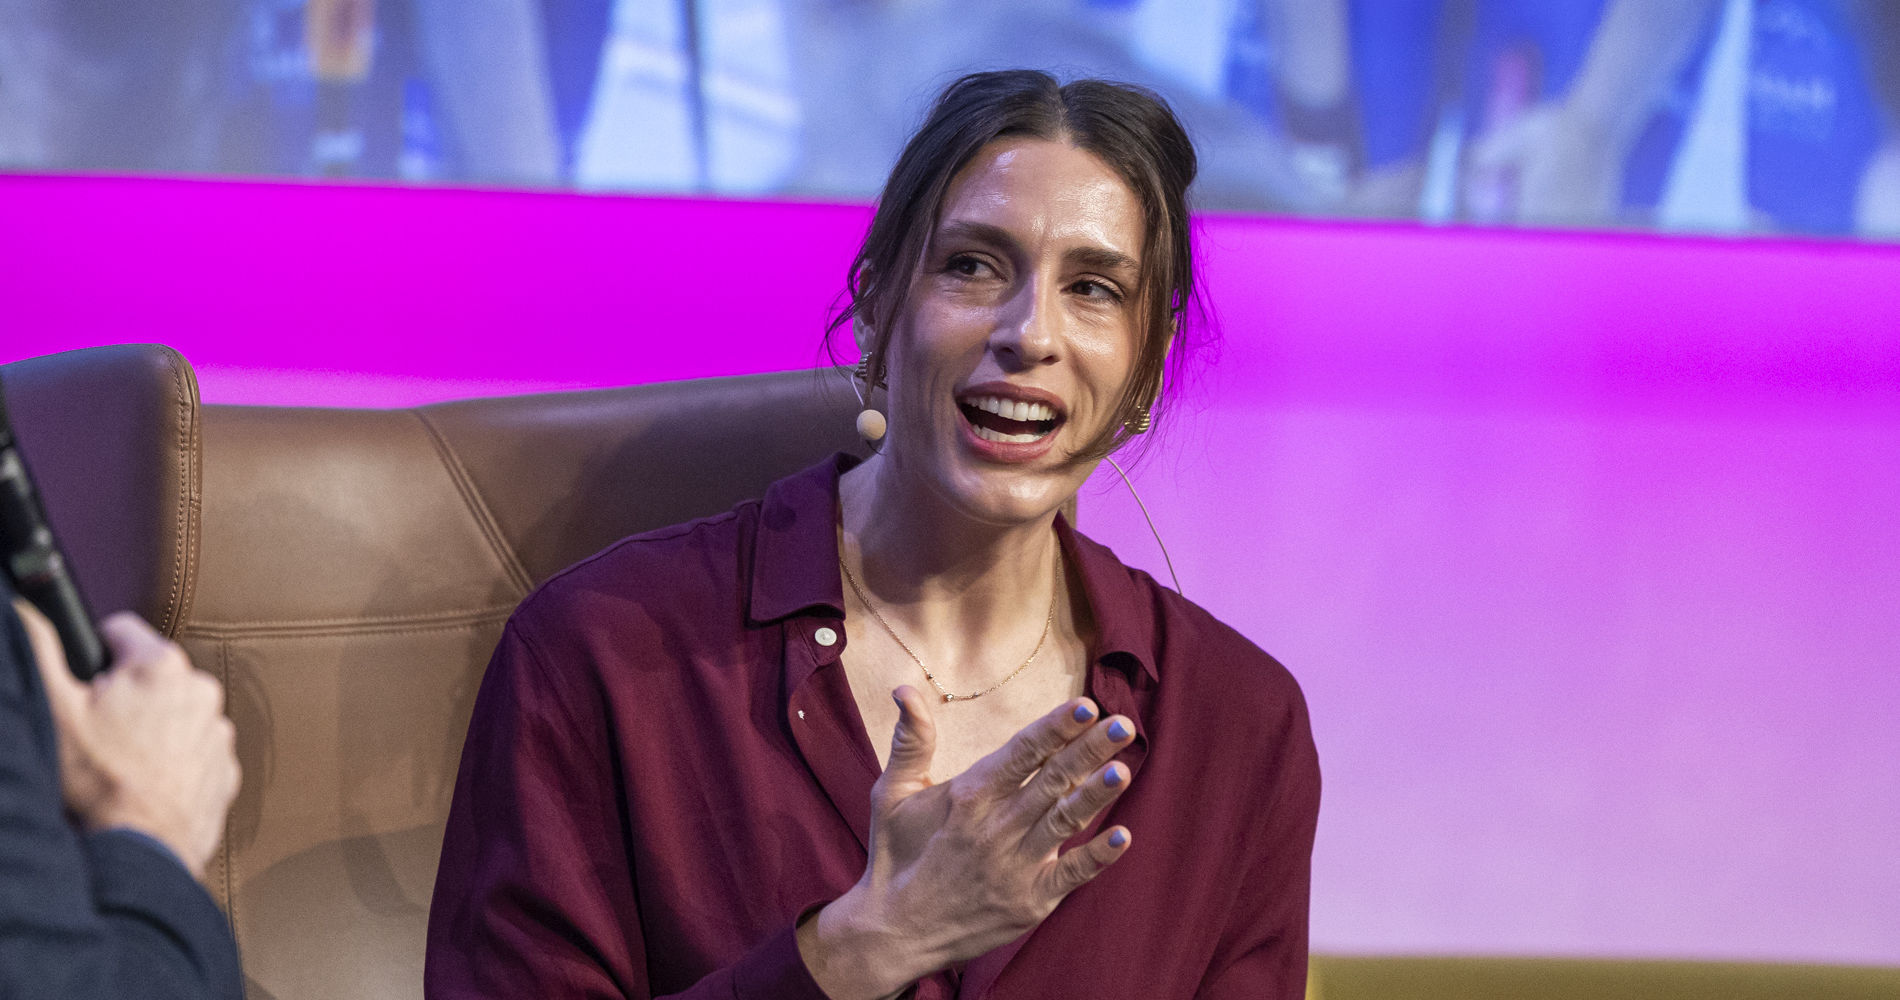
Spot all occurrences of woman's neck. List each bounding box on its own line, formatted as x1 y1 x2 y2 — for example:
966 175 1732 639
838 453 1065 680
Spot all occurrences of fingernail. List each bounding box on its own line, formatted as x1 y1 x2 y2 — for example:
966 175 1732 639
1109 828 1128 848
1072 702 1095 723
1108 719 1131 742
1103 765 1124 788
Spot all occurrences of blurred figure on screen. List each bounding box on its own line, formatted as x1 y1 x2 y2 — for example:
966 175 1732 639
302 0 561 182
1222 0 1621 220
1465 0 1884 235
776 0 1292 209
0 589 243 998
307 0 375 175
1223 0 1365 211
409 0 562 183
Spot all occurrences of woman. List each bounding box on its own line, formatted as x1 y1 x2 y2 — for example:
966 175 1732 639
426 70 1319 999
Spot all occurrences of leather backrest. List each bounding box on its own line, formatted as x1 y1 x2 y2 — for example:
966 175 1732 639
0 343 201 635
5 345 866 1000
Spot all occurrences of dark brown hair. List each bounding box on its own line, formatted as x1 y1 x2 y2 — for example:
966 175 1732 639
830 69 1202 460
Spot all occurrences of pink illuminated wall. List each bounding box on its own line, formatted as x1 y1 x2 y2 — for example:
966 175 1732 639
4 174 1898 964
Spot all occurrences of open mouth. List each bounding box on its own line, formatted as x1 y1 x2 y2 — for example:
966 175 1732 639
957 394 1062 445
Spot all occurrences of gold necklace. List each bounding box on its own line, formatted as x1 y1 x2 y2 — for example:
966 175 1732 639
838 552 1058 703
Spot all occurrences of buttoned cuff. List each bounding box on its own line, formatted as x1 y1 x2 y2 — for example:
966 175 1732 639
731 921 832 1000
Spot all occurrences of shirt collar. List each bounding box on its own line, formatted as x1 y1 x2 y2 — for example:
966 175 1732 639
748 452 1162 686
748 453 856 625
1055 514 1162 686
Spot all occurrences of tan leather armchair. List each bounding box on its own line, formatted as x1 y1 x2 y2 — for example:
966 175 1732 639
3 343 865 1000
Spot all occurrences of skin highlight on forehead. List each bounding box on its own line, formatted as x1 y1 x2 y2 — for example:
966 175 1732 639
932 138 1145 280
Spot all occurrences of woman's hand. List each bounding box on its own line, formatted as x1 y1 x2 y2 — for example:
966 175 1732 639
796 685 1136 999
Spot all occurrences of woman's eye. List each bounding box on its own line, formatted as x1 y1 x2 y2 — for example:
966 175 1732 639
946 254 992 277
1071 279 1122 302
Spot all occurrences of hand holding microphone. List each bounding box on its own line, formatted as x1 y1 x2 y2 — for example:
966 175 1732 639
15 602 241 880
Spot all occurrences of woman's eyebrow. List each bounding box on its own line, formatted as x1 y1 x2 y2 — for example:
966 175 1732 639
934 219 1017 251
1064 245 1140 277
935 219 1139 276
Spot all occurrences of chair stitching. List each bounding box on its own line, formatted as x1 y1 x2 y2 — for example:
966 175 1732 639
412 410 535 595
187 623 505 642
182 602 520 628
163 349 192 635
218 638 241 956
182 621 509 642
178 607 516 641
177 603 519 634
176 355 203 637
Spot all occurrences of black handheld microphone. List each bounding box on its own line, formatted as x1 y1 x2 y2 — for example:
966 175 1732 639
0 382 108 680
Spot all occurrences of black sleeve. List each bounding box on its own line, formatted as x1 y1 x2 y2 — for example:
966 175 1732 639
0 585 243 1000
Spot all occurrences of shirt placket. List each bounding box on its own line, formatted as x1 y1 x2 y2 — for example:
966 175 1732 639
783 616 876 853
782 614 973 1000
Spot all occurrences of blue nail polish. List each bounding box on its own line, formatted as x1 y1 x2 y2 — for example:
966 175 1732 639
1108 719 1130 742
1103 766 1124 788
1072 703 1095 723
1109 829 1128 848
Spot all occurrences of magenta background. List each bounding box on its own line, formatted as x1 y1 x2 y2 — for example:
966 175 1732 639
5 174 1898 963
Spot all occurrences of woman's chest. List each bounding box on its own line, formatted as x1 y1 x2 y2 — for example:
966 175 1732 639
840 640 1091 783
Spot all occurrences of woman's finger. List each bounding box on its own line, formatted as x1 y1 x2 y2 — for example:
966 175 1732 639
1022 760 1131 857
971 697 1100 791
1006 713 1135 827
1043 825 1133 900
873 685 938 806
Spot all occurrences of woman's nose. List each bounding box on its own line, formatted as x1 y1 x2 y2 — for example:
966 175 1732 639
991 280 1060 368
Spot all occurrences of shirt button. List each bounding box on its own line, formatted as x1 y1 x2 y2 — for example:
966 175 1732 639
814 627 839 647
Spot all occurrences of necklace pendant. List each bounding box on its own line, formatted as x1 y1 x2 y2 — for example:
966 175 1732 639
838 551 1057 711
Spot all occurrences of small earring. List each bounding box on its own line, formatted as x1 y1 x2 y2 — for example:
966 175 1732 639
852 345 886 390
853 349 887 443
1126 364 1163 434
1126 404 1152 434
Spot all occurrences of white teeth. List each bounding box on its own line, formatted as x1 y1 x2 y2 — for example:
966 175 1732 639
971 423 1044 444
965 395 1056 422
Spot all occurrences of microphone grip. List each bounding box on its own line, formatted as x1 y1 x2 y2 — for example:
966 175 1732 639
9 540 108 680
0 391 109 681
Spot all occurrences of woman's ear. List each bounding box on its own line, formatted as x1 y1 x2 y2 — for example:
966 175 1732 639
850 272 877 354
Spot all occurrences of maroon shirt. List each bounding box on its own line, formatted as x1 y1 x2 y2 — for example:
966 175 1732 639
425 455 1319 999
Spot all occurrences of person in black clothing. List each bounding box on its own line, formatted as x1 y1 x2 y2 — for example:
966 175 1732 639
0 581 243 999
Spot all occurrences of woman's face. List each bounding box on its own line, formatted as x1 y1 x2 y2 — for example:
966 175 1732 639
879 136 1146 526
